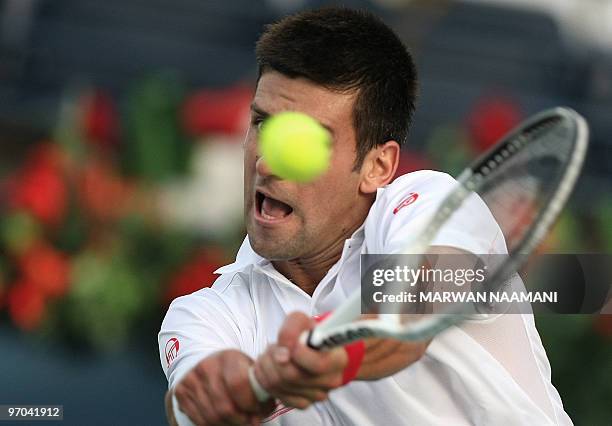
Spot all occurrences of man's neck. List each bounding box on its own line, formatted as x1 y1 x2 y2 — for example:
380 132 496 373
272 226 357 296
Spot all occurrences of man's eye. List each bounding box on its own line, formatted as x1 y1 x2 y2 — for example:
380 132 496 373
251 117 265 131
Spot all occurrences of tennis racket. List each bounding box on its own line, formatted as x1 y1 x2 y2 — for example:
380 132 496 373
249 106 589 401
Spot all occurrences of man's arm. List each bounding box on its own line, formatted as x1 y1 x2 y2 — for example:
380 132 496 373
165 349 275 426
357 338 429 380
251 247 484 408
253 312 430 409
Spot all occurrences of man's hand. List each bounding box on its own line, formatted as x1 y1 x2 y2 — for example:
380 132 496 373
252 312 431 410
253 312 348 409
170 350 275 425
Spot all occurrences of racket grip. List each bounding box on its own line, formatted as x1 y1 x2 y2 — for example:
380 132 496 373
248 365 271 402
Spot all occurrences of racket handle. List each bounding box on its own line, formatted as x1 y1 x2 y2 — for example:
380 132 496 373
248 365 271 402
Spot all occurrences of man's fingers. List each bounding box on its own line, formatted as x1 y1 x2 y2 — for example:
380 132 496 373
278 312 314 349
255 348 283 396
223 355 263 413
171 350 274 425
250 312 351 411
272 351 343 390
255 347 330 402
203 371 248 425
287 370 344 390
201 355 248 425
174 383 207 426
193 361 231 425
291 343 348 375
257 345 307 391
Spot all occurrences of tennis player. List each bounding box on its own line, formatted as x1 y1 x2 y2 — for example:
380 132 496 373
159 8 572 425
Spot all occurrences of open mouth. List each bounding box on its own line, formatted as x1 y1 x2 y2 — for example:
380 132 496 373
255 191 294 222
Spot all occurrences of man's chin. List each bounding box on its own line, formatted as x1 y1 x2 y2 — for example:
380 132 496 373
248 235 294 261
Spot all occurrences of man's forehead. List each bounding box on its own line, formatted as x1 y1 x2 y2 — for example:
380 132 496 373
253 72 355 127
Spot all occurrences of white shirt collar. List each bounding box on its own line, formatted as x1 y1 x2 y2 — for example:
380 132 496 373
214 224 366 276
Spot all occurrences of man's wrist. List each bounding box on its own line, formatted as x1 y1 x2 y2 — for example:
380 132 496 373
313 312 365 385
341 340 365 384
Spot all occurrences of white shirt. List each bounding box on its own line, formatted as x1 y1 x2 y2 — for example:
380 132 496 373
159 170 572 425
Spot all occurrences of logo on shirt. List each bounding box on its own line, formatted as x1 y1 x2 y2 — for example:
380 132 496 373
165 338 180 366
393 192 419 215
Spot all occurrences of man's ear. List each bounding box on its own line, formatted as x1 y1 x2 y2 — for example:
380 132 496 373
359 141 400 194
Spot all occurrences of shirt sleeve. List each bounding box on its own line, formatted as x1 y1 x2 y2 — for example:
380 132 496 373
158 289 242 390
365 171 506 255
367 172 571 424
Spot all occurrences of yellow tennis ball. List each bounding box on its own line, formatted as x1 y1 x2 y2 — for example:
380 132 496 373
259 111 331 182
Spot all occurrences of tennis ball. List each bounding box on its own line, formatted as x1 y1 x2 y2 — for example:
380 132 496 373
259 111 331 182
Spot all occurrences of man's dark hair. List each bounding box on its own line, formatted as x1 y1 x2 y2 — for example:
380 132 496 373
256 7 418 169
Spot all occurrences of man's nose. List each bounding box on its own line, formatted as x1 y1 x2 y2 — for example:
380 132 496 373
255 155 278 179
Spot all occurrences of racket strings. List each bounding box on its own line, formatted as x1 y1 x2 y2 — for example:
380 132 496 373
477 121 576 254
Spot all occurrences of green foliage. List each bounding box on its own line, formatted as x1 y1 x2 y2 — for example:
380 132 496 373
123 73 191 181
0 211 41 254
536 315 612 424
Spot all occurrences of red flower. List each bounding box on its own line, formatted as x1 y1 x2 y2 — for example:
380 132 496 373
468 97 522 152
182 85 252 136
78 159 131 221
18 243 71 298
394 150 433 179
83 90 119 148
0 283 5 310
7 281 46 331
165 249 227 303
9 144 67 227
25 143 65 170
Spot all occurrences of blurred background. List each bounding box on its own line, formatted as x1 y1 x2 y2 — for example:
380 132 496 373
0 0 610 424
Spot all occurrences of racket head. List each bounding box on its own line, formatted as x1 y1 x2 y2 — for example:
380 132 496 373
465 107 588 256
309 107 589 349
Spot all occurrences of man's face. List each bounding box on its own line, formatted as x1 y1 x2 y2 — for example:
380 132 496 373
244 71 367 261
